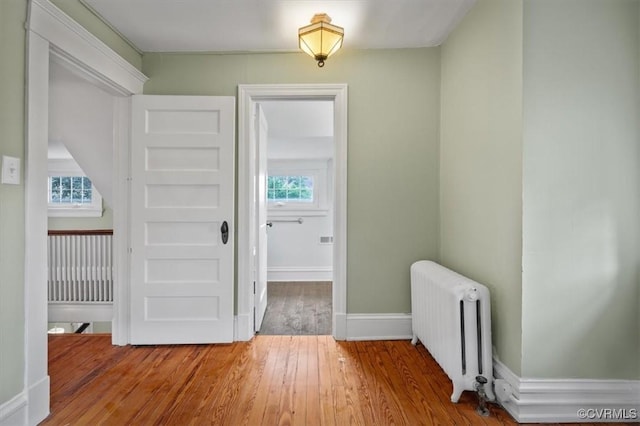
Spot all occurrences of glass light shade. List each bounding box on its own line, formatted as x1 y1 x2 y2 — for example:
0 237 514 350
298 14 343 67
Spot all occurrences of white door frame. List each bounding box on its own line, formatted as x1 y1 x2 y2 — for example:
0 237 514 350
237 84 348 341
25 0 145 422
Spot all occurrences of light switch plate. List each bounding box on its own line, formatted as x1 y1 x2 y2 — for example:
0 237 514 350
1 155 21 185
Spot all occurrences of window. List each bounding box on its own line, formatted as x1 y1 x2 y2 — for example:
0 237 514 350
267 159 330 216
48 175 102 217
49 176 94 205
267 175 314 203
48 159 102 217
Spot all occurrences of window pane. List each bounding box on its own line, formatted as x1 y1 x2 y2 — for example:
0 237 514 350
72 177 82 190
61 177 71 191
287 176 300 189
300 188 312 200
288 189 300 199
51 177 60 192
49 175 97 205
274 189 287 200
50 177 61 203
267 175 314 203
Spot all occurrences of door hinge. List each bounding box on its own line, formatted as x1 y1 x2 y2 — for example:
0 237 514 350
253 281 256 294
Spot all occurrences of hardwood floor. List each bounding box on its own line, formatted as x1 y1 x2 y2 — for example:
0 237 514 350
43 335 629 426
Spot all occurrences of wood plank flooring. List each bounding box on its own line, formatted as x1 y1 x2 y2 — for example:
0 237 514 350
259 281 332 335
43 335 630 426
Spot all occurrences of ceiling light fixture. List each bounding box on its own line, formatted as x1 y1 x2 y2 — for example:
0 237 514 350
298 13 344 67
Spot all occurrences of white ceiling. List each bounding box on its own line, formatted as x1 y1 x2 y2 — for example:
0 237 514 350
260 100 334 160
82 0 476 53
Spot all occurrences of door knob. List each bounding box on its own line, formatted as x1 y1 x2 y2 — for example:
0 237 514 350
221 221 229 244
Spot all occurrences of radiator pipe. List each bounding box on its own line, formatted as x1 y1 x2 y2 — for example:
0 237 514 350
475 375 490 417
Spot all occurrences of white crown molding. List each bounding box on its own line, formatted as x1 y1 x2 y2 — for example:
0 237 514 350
78 0 143 54
29 0 147 95
493 358 640 423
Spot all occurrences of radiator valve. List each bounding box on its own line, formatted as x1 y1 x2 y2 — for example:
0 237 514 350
474 375 490 417
464 287 479 302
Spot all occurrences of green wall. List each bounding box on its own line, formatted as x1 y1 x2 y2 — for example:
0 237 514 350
522 0 640 379
439 0 524 375
50 0 142 70
0 0 136 409
0 0 27 406
143 49 442 313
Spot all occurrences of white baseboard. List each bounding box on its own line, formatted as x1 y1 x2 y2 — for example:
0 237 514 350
0 391 27 426
0 375 50 426
267 267 332 282
493 358 640 423
237 312 409 342
345 313 413 341
234 313 252 342
48 302 113 323
28 376 50 426
334 312 347 340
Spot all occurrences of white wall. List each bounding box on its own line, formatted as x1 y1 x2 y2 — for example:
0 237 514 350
262 100 335 282
266 214 333 281
522 0 640 379
49 60 115 205
267 158 333 281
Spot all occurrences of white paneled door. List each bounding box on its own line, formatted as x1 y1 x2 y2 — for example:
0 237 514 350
130 95 235 344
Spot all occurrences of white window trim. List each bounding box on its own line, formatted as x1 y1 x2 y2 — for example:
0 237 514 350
48 158 103 217
268 159 330 216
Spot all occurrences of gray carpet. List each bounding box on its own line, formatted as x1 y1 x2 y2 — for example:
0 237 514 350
258 281 332 335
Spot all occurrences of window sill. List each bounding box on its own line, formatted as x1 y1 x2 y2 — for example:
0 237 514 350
267 208 329 218
48 207 103 218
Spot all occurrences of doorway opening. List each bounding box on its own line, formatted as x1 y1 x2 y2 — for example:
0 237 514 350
255 100 334 335
46 58 117 337
237 84 348 341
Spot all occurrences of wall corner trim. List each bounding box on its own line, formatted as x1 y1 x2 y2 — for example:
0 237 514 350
493 358 640 423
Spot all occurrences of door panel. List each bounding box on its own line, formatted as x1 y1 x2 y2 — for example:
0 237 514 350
130 95 235 344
